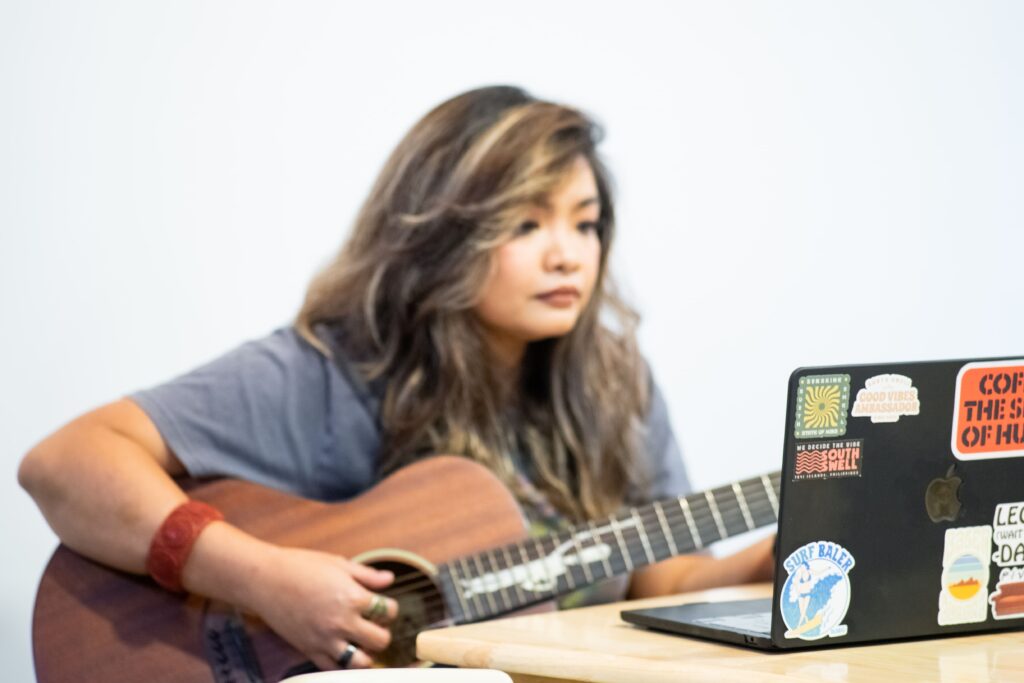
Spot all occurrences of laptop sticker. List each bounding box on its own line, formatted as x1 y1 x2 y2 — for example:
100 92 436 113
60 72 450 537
992 501 1024 568
938 525 992 625
989 502 1024 620
850 374 920 423
794 374 851 439
793 439 863 481
780 541 854 640
951 360 1024 460
990 568 1024 620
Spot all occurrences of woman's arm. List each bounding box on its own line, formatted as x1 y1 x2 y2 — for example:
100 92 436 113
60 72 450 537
627 535 775 599
19 399 188 571
18 399 395 670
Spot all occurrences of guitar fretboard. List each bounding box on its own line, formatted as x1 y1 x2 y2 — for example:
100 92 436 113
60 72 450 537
436 470 781 624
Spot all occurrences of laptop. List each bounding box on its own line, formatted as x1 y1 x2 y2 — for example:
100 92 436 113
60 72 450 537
622 357 1024 650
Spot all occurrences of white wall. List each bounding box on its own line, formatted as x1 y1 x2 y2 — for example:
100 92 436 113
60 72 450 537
2 1 1022 678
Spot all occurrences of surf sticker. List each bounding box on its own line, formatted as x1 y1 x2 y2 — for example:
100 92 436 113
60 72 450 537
781 541 854 640
850 374 920 423
952 360 1024 460
991 567 1024 620
793 439 863 481
794 375 851 439
938 525 992 625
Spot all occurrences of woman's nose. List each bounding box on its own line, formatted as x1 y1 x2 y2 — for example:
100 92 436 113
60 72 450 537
543 227 582 273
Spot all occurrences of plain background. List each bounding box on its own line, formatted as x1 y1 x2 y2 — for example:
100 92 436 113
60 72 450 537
3 1 1022 679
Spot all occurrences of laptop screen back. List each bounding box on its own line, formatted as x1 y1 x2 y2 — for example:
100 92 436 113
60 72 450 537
772 358 1024 648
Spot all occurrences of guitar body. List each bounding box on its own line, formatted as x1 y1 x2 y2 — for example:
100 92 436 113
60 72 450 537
32 456 529 683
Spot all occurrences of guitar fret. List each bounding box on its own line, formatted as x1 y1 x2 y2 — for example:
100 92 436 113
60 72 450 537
741 477 777 527
691 496 720 543
715 486 750 537
610 516 634 571
762 474 780 518
556 530 588 589
653 501 678 557
470 553 499 616
588 519 614 579
500 544 528 606
732 482 755 531
679 497 703 549
554 533 580 590
569 527 595 584
486 548 512 613
662 500 696 554
532 536 560 595
631 507 656 565
704 491 728 541
457 556 483 619
444 564 473 624
516 541 543 599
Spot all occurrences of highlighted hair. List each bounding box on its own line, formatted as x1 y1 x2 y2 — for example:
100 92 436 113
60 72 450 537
297 86 649 520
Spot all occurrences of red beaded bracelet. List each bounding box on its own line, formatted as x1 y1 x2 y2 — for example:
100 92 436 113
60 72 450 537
145 500 224 593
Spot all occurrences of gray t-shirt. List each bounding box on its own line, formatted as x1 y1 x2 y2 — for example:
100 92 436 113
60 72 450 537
130 326 692 505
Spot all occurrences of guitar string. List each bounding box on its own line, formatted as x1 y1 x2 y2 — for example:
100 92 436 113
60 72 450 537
379 493 779 610
381 481 782 639
381 496 780 641
378 474 780 595
378 482 781 601
378 475 780 597
381 507 773 603
382 492 778 643
380 471 778 593
381 501 780 619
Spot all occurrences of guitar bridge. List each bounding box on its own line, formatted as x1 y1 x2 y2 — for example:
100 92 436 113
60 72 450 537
202 602 265 683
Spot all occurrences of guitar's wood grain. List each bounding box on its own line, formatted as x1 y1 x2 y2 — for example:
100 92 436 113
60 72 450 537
32 456 780 682
33 456 528 683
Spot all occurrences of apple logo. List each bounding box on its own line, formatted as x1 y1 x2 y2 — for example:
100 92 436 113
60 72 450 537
926 465 963 523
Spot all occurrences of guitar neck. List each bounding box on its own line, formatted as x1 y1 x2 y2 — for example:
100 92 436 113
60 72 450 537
438 470 781 624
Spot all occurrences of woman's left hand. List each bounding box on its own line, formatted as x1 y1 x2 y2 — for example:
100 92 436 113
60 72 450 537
747 534 776 582
629 533 776 598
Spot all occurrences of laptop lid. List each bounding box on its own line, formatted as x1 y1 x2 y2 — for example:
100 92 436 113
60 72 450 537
623 356 1024 650
773 356 1024 648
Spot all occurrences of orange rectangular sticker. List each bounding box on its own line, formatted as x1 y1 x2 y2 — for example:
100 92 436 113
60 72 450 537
952 361 1024 460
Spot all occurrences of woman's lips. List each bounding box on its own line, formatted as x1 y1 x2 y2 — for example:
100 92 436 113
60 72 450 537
536 288 580 308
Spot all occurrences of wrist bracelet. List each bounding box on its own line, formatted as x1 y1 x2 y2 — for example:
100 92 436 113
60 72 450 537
145 500 224 593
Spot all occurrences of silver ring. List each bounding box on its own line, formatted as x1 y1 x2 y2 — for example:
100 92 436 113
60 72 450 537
337 642 358 669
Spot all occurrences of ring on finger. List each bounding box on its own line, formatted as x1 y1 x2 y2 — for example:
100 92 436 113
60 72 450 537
337 642 359 669
362 593 389 622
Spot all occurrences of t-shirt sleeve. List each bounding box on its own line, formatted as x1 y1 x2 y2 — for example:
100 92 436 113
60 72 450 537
636 373 693 503
128 327 333 497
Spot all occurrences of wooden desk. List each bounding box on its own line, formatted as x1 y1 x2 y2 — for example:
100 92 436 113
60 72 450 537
416 583 1024 683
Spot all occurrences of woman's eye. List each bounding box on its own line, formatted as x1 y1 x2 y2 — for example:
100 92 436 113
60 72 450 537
516 220 539 235
577 221 600 233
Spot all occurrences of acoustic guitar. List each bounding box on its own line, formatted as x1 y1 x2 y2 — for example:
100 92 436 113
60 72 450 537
32 456 780 682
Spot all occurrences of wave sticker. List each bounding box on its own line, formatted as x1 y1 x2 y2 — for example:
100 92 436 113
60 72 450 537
793 439 863 481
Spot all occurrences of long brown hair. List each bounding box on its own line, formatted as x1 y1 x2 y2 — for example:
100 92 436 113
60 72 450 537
297 86 650 520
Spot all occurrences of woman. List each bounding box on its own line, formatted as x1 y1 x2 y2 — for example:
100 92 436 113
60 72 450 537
19 85 772 671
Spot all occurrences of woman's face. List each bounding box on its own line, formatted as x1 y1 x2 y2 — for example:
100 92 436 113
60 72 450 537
474 156 603 367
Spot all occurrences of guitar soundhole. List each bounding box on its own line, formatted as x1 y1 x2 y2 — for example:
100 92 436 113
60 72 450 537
370 560 447 667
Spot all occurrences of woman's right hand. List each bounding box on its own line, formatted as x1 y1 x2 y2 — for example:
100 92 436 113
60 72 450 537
244 545 399 671
19 399 400 671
